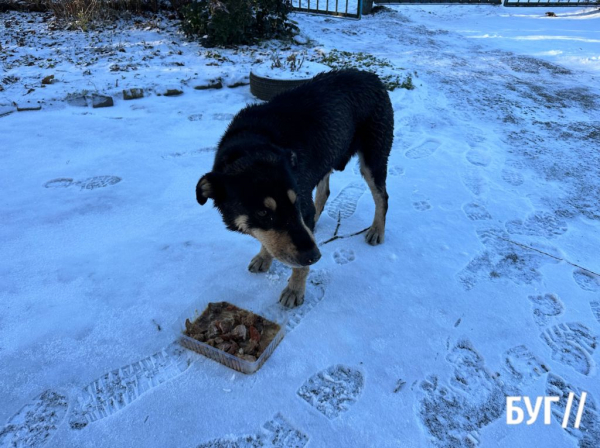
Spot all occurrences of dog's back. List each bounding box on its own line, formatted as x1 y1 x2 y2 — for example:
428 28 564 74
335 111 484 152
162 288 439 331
217 70 393 190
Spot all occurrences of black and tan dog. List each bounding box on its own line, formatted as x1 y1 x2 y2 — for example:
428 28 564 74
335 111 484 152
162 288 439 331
196 69 393 307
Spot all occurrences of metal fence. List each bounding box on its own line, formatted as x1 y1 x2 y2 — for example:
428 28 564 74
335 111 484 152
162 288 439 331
504 0 599 6
291 0 599 19
376 0 501 3
291 0 364 19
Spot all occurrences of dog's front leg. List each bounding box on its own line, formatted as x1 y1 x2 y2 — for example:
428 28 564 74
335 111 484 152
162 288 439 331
279 267 309 308
248 245 273 273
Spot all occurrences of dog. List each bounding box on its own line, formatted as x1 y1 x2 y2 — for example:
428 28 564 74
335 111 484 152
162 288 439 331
196 69 394 307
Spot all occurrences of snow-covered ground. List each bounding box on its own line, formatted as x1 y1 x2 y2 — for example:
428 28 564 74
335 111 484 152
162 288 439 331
1 5 600 448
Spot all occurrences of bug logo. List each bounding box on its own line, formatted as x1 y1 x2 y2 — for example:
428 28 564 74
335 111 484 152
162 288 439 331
506 393 587 428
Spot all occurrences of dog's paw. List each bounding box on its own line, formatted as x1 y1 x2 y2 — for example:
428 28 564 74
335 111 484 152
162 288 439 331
365 227 385 245
279 286 305 308
248 254 273 273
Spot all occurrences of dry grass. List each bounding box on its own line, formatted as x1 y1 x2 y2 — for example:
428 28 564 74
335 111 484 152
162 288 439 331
43 0 164 30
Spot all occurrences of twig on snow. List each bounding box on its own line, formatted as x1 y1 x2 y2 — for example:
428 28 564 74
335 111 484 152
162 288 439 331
497 236 600 277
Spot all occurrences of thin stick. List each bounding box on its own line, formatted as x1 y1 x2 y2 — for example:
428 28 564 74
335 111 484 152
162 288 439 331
498 236 600 277
320 227 369 246
333 212 342 237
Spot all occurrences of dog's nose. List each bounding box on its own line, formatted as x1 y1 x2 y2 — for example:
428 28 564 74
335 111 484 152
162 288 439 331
298 247 321 266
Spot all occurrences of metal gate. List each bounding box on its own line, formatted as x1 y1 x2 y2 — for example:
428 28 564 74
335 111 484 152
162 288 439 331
291 0 364 19
375 0 501 4
504 0 599 6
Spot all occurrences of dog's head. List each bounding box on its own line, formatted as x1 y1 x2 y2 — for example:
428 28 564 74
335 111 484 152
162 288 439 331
196 154 320 268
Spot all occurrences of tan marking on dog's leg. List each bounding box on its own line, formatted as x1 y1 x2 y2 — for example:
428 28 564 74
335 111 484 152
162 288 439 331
359 156 387 245
279 267 309 308
314 171 331 223
248 244 273 273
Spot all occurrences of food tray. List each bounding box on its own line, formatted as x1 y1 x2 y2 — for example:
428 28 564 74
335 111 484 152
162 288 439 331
176 302 286 374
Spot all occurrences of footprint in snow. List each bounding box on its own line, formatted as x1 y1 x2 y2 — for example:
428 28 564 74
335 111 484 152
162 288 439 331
502 345 548 388
465 148 491 167
417 339 505 448
69 342 196 429
196 413 309 448
501 168 524 186
460 167 487 197
333 248 355 265
573 269 600 292
546 374 600 448
325 182 367 221
405 139 440 160
412 200 431 211
44 176 121 190
163 147 216 159
411 193 431 212
541 322 597 376
529 293 564 326
462 202 491 221
297 365 364 419
590 301 600 324
388 165 405 177
457 224 553 290
0 390 68 448
505 211 568 239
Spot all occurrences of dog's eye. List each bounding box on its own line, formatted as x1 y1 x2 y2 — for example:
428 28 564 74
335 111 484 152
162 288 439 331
257 210 268 218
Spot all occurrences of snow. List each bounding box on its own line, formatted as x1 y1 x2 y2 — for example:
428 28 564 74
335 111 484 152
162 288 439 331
252 60 330 80
1 5 600 448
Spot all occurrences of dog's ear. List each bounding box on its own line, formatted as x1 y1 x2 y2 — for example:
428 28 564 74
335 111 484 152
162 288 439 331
196 172 224 205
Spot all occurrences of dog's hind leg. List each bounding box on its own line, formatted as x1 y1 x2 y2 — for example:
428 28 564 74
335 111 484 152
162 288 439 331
314 171 331 223
279 267 309 308
248 245 273 273
359 152 389 246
